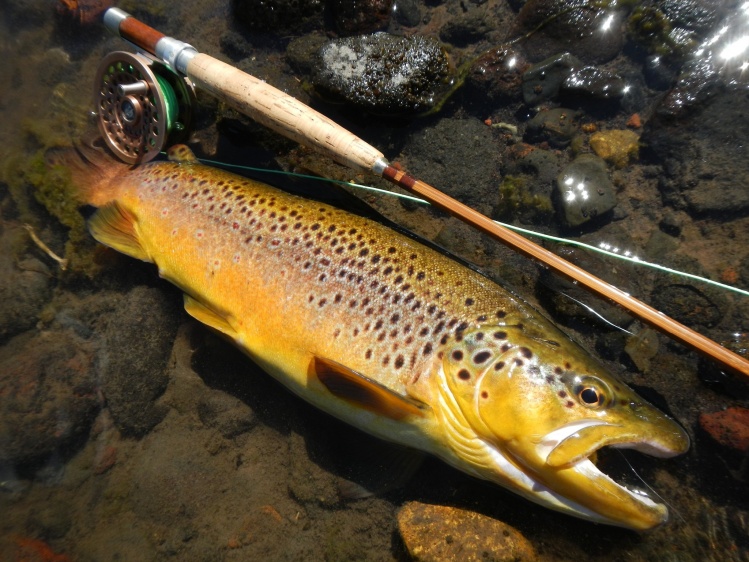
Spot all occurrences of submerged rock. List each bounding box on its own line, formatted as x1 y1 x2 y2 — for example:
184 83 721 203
330 0 393 35
555 154 616 227
312 33 450 114
233 0 325 35
397 502 537 561
699 407 749 463
98 287 180 436
589 129 639 169
516 0 625 64
0 329 98 465
522 52 581 106
525 107 581 148
561 66 626 100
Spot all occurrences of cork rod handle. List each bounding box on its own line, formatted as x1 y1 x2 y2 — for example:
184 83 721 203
185 53 385 173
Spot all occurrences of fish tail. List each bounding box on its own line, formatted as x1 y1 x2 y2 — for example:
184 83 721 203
46 137 130 207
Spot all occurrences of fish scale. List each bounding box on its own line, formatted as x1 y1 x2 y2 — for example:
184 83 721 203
63 143 689 531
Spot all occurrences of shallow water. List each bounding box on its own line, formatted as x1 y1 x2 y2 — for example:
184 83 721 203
1 1 748 561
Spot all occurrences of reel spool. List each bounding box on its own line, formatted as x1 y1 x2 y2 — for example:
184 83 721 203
94 51 195 164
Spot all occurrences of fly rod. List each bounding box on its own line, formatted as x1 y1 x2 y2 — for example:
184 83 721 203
98 8 749 378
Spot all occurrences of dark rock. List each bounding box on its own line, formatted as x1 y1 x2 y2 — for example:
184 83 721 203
0 329 98 465
232 0 325 35
658 210 683 236
399 117 499 215
219 30 253 61
649 283 724 328
0 232 54 342
98 287 180 436
197 390 257 438
521 52 581 106
465 46 528 106
643 54 677 91
516 0 625 64
561 66 626 100
330 0 393 36
286 33 329 76
525 107 581 148
659 57 721 117
312 33 450 114
554 153 616 227
644 88 749 215
392 0 421 27
498 145 563 223
439 2 496 46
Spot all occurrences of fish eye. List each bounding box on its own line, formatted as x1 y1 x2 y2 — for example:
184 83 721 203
572 377 610 409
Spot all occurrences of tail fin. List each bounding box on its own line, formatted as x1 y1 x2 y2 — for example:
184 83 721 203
46 137 130 207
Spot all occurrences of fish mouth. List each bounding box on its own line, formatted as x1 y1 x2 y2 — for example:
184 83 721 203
531 419 689 530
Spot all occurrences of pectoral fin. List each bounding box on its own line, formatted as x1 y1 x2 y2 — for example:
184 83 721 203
183 295 239 340
88 202 149 262
309 357 428 420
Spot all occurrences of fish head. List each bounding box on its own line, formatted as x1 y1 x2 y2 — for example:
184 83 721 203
439 322 689 531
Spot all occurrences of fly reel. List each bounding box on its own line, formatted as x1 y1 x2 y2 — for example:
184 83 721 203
94 51 196 164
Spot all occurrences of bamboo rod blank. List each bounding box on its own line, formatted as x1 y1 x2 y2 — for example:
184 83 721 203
381 166 749 378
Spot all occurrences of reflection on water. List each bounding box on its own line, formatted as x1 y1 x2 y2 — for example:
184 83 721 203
1 1 748 560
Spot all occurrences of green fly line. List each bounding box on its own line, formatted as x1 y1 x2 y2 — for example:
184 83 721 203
196 156 749 299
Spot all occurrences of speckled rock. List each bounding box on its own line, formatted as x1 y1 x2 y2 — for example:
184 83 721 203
439 1 497 46
589 129 639 168
497 145 562 222
516 0 625 64
0 329 98 465
522 52 581 106
397 502 537 561
312 33 450 114
98 287 180 436
525 107 581 148
555 153 616 227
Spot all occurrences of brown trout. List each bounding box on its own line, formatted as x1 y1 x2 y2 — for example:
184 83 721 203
59 142 688 530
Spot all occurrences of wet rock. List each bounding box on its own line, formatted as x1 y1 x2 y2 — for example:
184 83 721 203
233 0 325 35
521 52 581 106
312 33 450 114
589 129 639 169
465 46 528 107
659 57 721 117
699 407 749 462
0 252 53 343
392 0 421 27
525 107 581 148
98 287 180 436
624 327 660 372
643 55 677 91
649 283 723 329
397 501 537 561
658 209 683 236
286 33 329 76
554 154 616 227
330 0 393 36
197 390 257 439
561 66 626 100
399 117 498 215
497 145 562 222
516 0 625 64
0 329 98 465
439 2 496 46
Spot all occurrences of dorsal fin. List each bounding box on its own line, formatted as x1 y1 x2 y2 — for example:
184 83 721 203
167 144 199 163
309 357 428 420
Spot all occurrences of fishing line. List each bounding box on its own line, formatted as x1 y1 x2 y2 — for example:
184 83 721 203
557 293 634 335
196 155 749 300
613 449 686 524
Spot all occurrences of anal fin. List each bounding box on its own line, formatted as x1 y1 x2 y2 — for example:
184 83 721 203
88 202 149 262
184 295 239 340
309 357 428 420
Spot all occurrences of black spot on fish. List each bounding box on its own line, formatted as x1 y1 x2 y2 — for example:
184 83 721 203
423 343 433 355
390 313 400 324
514 358 524 366
465 298 474 306
473 351 491 364
501 343 511 353
494 361 505 371
458 369 471 380
452 350 463 361
566 400 575 408
481 391 489 399
416 271 425 281
475 332 484 341
365 349 372 359
519 347 533 359
558 390 568 398
395 355 405 369
382 355 390 366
